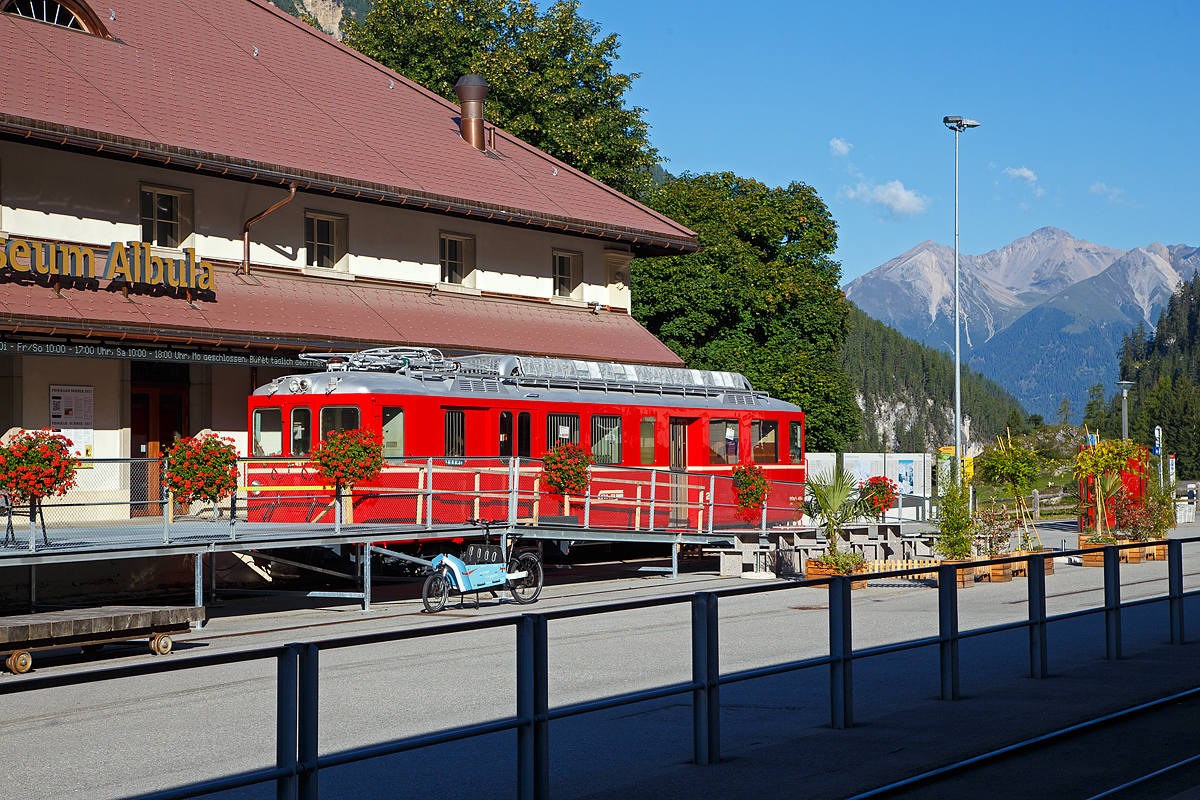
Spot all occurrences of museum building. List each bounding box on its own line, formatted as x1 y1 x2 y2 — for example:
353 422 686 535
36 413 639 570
0 0 698 462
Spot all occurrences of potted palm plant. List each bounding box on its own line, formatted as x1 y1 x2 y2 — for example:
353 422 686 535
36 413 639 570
802 465 868 588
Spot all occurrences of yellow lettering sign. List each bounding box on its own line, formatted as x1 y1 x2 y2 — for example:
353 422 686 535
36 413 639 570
64 246 95 278
197 261 214 290
104 242 132 282
7 239 31 272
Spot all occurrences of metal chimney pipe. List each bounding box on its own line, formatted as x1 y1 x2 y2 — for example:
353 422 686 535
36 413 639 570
454 75 489 152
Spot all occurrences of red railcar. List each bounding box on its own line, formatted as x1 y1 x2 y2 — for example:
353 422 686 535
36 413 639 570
244 349 806 534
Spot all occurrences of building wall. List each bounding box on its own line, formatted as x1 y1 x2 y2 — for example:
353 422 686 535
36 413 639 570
0 141 632 310
21 356 124 457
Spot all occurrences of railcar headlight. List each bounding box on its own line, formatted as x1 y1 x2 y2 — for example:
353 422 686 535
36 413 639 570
298 378 310 392
288 379 300 393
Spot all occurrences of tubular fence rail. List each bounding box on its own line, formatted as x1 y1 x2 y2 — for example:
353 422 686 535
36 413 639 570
1 456 924 554
2 537 1195 800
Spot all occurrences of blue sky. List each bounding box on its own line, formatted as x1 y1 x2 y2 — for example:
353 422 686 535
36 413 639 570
563 0 1199 283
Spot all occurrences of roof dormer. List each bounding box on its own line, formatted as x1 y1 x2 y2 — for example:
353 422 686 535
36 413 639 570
2 0 111 37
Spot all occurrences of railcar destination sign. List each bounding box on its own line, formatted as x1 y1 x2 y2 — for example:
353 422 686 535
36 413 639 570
0 237 216 290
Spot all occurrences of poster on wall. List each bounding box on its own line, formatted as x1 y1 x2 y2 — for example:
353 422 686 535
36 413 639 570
50 385 94 457
898 459 915 495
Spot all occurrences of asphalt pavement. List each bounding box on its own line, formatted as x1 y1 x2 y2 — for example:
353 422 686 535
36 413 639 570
2 523 1199 800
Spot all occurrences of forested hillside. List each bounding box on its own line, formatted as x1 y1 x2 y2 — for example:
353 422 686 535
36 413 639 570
841 304 1027 452
1085 272 1200 478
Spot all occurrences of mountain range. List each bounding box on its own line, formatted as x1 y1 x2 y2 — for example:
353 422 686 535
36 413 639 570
844 227 1200 419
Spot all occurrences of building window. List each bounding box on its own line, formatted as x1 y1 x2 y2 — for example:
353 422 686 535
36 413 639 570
591 415 622 465
320 406 360 439
440 233 474 284
708 419 739 465
552 251 578 298
140 186 193 248
382 407 404 458
547 413 579 446
640 416 656 465
445 410 465 457
3 0 101 33
291 407 311 456
750 420 778 463
306 211 348 269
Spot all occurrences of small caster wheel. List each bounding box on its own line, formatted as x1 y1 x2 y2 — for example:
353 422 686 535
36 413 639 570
149 634 173 656
5 650 32 674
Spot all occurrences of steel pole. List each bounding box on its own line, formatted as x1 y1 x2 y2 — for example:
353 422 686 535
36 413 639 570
953 127 962 481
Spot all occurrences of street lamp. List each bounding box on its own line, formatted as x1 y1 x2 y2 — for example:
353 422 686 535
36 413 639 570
943 116 980 479
1116 380 1136 440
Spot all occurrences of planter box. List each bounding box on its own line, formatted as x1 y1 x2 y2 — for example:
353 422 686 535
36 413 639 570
934 560 976 589
1082 550 1106 568
1120 545 1144 564
980 561 1012 583
1012 551 1055 576
805 561 867 590
1146 541 1169 560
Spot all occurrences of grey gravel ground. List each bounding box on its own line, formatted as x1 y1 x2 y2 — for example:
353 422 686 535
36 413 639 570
2 524 1199 800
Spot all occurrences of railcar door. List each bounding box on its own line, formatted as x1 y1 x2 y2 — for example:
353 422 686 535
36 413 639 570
668 419 690 526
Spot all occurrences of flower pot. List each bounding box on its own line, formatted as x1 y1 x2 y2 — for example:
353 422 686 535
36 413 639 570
1082 548 1106 567
983 561 1012 583
1120 544 1143 564
804 561 867 590
1149 541 1168 560
936 559 976 589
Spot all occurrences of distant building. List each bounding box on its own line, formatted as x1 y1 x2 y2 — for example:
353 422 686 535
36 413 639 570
0 0 696 460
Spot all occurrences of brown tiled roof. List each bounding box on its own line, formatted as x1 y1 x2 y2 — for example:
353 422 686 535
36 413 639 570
0 0 697 254
0 268 685 365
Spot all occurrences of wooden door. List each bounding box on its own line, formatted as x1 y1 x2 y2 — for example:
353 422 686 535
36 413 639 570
131 387 188 516
669 418 689 526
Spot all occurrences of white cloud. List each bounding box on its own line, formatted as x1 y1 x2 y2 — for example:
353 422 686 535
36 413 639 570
1091 181 1123 202
1003 166 1038 185
841 180 928 217
830 137 852 157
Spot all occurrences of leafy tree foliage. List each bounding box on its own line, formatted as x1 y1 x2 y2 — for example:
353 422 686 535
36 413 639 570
632 172 858 452
1088 272 1200 477
841 304 1026 452
342 0 660 197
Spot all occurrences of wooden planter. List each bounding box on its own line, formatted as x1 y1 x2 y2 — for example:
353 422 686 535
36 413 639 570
1146 541 1169 560
1012 552 1056 576
935 560 976 589
1081 547 1106 568
981 561 1012 583
805 561 867 590
1121 544 1144 564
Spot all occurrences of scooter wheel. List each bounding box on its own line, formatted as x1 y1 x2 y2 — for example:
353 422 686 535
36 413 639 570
422 570 450 613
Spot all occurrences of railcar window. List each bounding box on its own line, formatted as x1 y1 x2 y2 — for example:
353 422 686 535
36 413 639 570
252 408 283 457
708 419 739 465
291 407 311 456
789 421 803 463
751 420 778 463
517 412 531 458
382 407 404 458
640 416 656 465
499 411 513 458
445 410 466 457
320 406 360 439
547 413 579 446
591 415 622 465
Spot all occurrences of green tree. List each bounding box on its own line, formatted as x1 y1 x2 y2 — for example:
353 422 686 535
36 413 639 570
342 0 660 197
1055 396 1073 426
632 172 859 451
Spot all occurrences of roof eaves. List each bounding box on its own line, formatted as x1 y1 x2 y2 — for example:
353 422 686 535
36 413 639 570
0 114 699 256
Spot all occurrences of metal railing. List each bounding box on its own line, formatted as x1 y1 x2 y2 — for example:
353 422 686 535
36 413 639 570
3 537 1195 800
1 457 812 555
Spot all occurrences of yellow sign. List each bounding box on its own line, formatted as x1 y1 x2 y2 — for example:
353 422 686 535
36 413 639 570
1 238 214 290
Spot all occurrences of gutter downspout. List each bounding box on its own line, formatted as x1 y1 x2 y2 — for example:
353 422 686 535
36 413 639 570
241 182 298 275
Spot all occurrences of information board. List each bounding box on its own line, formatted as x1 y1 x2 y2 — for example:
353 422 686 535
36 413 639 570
50 385 94 457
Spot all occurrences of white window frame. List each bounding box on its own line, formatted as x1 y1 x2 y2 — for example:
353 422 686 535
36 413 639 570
305 210 349 271
140 184 194 249
552 249 581 299
439 232 476 287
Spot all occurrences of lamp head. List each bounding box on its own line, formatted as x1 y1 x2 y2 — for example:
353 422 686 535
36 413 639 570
943 116 980 132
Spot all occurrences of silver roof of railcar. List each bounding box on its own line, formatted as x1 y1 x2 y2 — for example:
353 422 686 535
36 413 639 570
251 347 801 412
